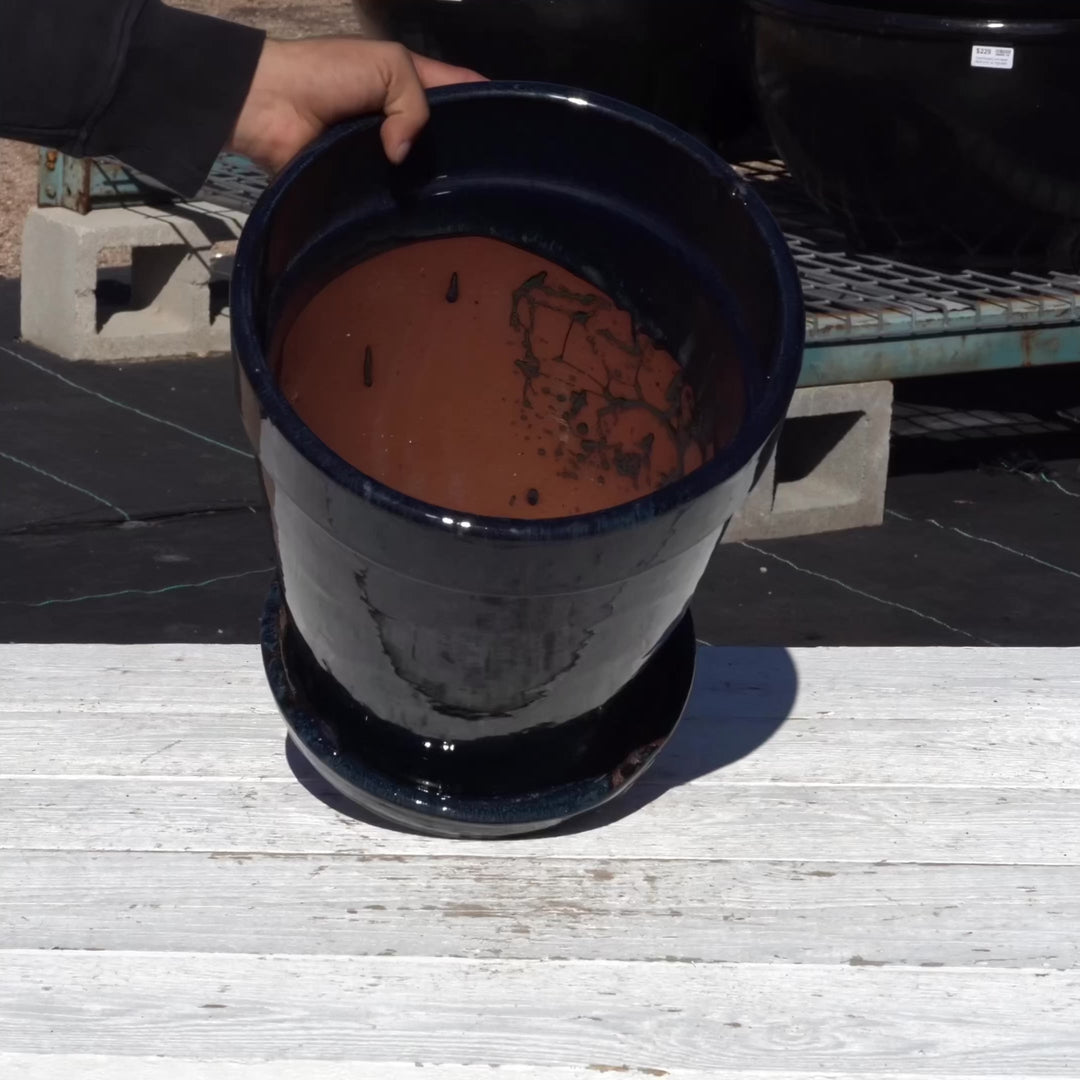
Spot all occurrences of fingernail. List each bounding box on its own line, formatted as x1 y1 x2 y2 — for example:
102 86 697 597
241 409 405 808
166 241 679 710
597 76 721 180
395 140 412 163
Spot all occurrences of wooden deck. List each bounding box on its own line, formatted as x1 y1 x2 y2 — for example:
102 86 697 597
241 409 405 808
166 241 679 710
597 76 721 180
1 644 1078 1077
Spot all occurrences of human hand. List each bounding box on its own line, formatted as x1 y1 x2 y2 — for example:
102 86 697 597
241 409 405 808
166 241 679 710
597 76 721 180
228 37 485 173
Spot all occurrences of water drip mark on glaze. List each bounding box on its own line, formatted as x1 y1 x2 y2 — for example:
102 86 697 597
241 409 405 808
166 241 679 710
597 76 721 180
507 270 710 495
446 271 460 304
526 488 540 507
363 346 374 389
351 570 539 719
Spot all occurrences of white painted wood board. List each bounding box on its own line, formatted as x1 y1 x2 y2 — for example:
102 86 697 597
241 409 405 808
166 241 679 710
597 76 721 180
3 1060 1075 1080
2 851 1074 969
1 644 1078 1076
3 707 1079 787
1 953 1077 1071
1 645 1077 721
3 776 1077 863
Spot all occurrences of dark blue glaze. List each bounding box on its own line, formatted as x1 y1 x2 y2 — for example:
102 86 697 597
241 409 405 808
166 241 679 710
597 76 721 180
232 84 803 835
263 580 696 838
749 0 1080 269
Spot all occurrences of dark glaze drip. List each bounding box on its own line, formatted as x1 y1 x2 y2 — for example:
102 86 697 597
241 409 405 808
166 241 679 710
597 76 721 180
509 269 706 496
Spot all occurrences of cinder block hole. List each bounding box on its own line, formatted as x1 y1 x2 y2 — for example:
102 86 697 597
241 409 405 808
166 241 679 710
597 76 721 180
209 279 230 324
208 240 236 324
774 411 864 486
95 244 187 331
95 245 133 330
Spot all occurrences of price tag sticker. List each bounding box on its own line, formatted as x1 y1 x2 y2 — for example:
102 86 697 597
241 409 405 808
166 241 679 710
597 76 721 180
971 44 1015 70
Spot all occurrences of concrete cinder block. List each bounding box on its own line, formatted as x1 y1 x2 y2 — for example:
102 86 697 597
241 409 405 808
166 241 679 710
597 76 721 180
20 202 247 361
725 380 893 542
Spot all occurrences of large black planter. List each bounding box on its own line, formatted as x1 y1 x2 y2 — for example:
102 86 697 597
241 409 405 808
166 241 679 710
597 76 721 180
356 0 759 147
232 84 803 837
748 0 1080 268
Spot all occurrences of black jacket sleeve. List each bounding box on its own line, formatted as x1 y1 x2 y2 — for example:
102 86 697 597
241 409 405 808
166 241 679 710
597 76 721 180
0 0 265 196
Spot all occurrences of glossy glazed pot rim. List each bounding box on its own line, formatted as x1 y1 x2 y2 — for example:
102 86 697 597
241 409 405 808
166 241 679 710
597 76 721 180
233 82 803 544
747 0 1080 34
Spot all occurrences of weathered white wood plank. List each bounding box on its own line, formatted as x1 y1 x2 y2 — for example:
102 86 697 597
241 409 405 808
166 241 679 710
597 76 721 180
1 953 1077 1072
2 645 1078 721
0 645 268 714
2 852 1074 969
2 778 1078 863
5 1059 1075 1080
0 712 285 780
3 708 1078 788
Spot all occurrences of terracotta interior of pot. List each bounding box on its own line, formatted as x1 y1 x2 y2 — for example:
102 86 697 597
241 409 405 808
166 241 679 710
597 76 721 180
255 91 799 522
274 233 731 521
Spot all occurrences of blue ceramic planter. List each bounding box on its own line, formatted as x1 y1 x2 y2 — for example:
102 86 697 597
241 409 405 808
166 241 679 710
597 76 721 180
232 84 803 837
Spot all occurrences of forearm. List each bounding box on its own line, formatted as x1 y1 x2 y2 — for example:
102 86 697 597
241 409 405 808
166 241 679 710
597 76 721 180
0 0 264 196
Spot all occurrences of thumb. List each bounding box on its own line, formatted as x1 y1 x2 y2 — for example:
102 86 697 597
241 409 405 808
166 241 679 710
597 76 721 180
376 43 431 164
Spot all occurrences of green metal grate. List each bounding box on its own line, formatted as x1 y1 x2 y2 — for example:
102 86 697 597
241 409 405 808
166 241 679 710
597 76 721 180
42 151 1079 388
736 160 1080 386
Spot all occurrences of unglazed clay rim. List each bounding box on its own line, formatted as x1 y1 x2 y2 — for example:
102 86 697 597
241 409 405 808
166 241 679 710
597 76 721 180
261 579 696 837
233 81 804 543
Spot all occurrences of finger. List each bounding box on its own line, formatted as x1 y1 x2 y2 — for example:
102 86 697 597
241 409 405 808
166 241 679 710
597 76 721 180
377 43 431 163
409 51 488 89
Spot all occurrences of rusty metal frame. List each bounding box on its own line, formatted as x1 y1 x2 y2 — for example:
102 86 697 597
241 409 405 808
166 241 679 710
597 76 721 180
37 149 175 214
736 160 1080 387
